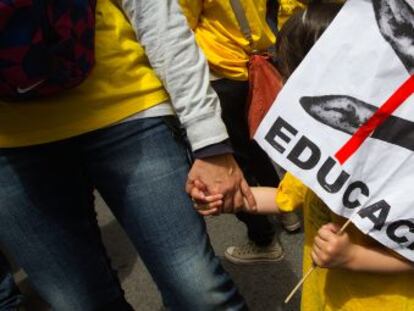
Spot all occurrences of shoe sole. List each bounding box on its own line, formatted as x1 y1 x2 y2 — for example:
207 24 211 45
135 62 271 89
223 251 285 265
283 222 301 232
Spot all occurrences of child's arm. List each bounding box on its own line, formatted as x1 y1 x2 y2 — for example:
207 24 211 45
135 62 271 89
312 223 414 273
245 187 280 214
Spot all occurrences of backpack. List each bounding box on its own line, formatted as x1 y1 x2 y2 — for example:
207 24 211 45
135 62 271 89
0 0 97 100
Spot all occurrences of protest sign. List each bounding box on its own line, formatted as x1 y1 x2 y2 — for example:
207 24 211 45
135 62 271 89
255 0 414 261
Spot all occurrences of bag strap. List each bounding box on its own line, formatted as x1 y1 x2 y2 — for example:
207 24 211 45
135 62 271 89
230 0 278 54
229 0 256 51
36 0 53 42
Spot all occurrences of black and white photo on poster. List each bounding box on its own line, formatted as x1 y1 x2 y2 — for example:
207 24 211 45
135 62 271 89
298 0 414 152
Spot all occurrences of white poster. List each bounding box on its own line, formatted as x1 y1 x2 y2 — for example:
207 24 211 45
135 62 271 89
255 0 414 261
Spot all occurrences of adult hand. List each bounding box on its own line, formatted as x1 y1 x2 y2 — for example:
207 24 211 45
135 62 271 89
311 223 355 269
186 153 257 214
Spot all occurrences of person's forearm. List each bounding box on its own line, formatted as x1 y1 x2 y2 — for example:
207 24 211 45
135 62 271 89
345 244 414 273
244 187 279 214
121 0 229 151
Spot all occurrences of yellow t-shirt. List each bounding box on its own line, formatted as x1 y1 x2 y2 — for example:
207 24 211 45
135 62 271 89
277 173 414 311
0 0 169 148
179 0 275 81
277 0 306 30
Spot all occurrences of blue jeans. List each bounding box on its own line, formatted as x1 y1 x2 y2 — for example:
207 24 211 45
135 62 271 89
0 252 24 310
0 117 246 311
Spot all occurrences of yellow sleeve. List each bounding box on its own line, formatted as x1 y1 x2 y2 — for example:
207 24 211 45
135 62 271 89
275 172 307 212
178 0 203 30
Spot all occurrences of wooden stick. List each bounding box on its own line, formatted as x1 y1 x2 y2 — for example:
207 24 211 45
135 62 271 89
338 217 353 234
284 216 354 304
284 265 316 304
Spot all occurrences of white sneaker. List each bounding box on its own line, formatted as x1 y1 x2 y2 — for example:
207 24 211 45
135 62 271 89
224 240 284 265
280 212 301 232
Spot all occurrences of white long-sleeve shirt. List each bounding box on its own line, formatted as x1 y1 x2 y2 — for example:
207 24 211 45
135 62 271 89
120 0 229 151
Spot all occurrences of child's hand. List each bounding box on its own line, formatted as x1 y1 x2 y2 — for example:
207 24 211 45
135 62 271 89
189 180 262 216
311 223 355 269
189 180 224 216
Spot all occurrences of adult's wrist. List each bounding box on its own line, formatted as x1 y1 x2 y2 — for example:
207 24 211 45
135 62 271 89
193 140 233 159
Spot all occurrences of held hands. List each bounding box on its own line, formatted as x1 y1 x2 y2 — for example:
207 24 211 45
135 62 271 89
189 180 224 216
186 154 256 215
311 223 356 269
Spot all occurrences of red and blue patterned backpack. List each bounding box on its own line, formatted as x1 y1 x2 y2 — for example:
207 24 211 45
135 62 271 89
0 0 96 100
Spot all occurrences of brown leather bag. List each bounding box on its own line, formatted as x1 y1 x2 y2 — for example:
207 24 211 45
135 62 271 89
230 0 284 138
247 54 284 138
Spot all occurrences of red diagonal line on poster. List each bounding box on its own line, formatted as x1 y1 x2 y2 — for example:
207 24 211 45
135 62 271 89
335 75 414 164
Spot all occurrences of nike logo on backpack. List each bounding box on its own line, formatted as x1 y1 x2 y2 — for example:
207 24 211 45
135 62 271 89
16 79 45 94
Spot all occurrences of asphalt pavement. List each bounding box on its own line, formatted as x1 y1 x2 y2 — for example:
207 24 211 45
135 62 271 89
15 193 304 311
